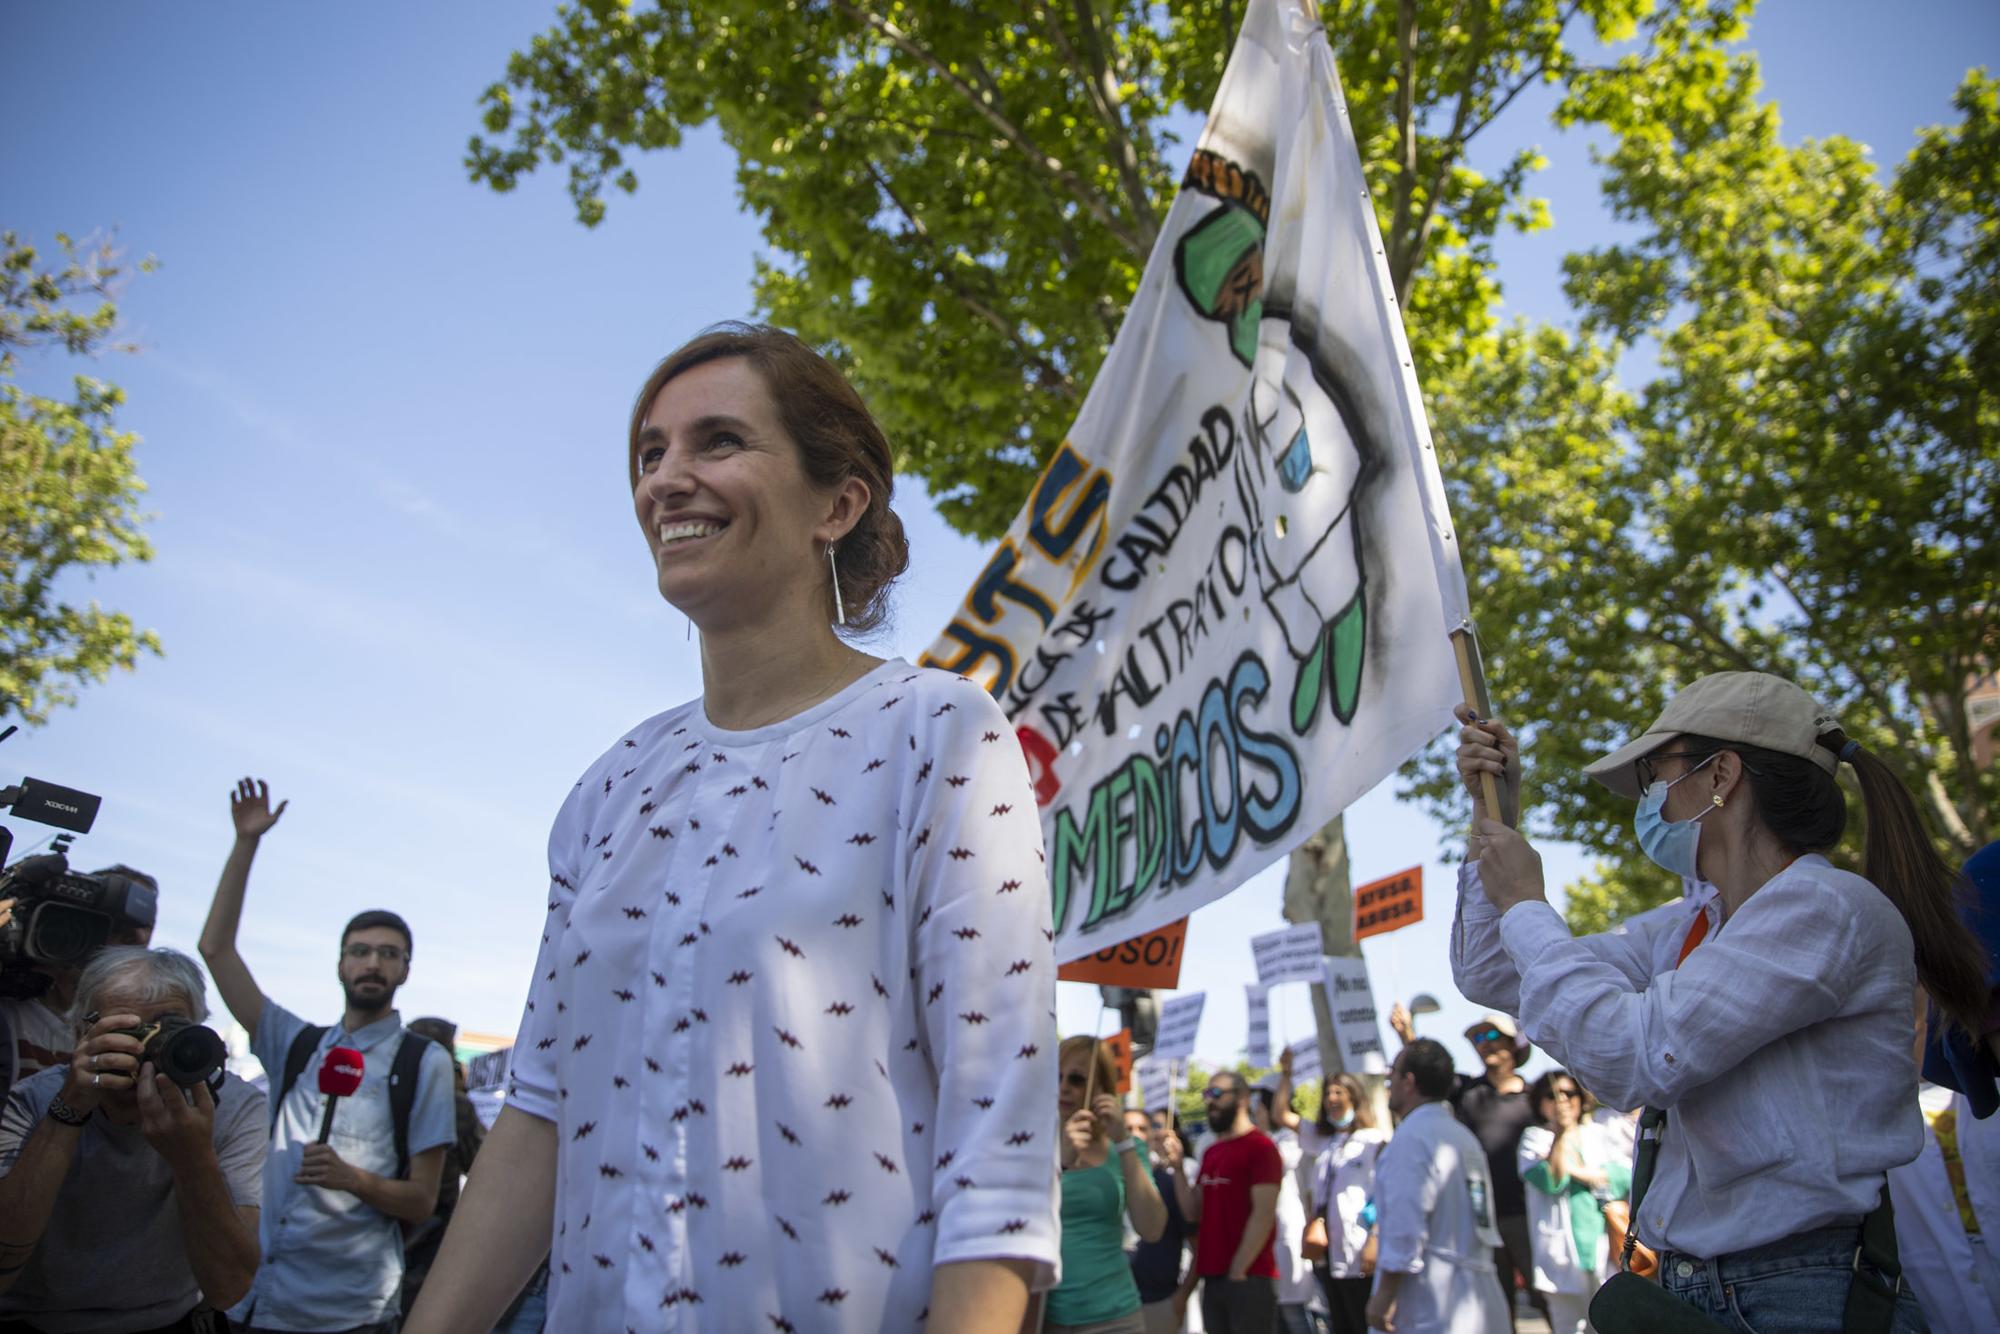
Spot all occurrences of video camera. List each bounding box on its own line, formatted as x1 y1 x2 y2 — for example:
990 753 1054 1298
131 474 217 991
1 761 156 992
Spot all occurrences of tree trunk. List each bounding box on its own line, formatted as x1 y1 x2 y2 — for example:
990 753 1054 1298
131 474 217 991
1283 812 1353 1079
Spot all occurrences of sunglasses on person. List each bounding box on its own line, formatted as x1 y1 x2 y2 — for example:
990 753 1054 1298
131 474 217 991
1062 1071 1092 1090
1471 1027 1506 1045
1201 1085 1237 1102
1551 1087 1583 1101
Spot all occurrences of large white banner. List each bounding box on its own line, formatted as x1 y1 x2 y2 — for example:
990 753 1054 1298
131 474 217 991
920 0 1469 962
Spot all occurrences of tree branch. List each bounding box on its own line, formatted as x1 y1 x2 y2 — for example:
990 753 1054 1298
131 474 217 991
1061 0 1161 253
865 162 1076 397
830 0 1147 257
1397 0 1487 302
1388 0 1420 294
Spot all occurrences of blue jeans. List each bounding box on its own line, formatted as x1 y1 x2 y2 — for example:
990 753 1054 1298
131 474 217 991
1657 1223 1930 1332
1278 1304 1331 1334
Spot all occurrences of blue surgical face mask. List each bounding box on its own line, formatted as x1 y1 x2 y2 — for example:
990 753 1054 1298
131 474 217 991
1332 1109 1355 1130
1634 754 1720 880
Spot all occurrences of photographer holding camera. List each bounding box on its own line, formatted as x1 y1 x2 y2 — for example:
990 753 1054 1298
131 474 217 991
0 946 266 1333
198 779 454 1334
0 864 159 1104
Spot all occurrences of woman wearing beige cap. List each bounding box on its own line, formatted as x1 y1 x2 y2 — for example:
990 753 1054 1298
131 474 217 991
1448 670 1985 1331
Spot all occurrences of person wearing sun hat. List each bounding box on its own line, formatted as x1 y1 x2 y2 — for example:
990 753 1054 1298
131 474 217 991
1445 670 1987 1330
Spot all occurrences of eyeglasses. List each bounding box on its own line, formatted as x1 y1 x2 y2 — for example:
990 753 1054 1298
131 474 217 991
343 942 407 963
1635 750 1705 792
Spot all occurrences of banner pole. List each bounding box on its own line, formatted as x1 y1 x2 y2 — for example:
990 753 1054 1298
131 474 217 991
1449 627 1507 824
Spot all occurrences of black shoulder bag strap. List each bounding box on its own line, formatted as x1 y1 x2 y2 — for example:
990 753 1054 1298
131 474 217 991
387 1029 427 1179
1842 1190 1903 1332
273 1025 329 1129
1597 1104 1900 1334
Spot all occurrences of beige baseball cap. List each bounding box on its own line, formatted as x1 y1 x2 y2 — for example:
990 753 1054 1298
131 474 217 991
1584 671 1840 800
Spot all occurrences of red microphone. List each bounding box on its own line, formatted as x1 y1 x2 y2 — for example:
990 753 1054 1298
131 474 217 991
316 1046 365 1144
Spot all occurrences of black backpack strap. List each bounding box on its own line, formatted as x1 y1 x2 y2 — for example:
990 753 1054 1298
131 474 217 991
387 1030 428 1179
274 1025 328 1129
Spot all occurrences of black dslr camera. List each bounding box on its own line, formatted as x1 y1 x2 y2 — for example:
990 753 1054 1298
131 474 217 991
103 1014 228 1089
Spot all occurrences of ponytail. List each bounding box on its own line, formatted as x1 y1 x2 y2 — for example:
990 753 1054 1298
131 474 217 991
1680 728 1991 1037
1820 728 1991 1038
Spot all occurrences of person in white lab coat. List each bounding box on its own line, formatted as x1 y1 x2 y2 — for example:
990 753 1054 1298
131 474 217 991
1365 1039 1510 1334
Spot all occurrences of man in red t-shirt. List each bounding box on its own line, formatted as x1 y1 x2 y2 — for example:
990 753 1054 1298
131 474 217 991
1170 1069 1281 1333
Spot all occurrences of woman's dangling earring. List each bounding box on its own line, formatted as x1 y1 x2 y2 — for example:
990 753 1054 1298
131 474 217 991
828 543 846 626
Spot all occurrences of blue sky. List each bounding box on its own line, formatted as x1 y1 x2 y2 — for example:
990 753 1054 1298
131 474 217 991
5 1 1994 1073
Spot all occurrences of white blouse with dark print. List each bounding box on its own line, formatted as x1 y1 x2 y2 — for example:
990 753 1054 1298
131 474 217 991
508 660 1060 1331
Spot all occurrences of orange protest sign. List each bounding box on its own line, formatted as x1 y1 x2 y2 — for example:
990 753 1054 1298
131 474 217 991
1056 917 1189 989
1101 1029 1134 1096
1353 866 1423 941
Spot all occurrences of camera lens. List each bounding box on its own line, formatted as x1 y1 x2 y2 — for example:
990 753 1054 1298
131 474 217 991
149 1017 228 1087
28 905 108 965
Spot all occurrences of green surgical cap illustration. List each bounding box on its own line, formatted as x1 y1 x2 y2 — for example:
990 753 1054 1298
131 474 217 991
1175 202 1267 366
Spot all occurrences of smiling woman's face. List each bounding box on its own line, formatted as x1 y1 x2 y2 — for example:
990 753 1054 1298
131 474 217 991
632 357 852 632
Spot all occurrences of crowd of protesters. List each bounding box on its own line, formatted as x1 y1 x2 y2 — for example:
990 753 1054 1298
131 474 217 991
2 324 1997 1334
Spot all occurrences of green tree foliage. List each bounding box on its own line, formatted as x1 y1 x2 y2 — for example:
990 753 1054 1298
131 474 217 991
472 1 1990 930
1408 30 1999 923
468 0 1687 536
0 232 160 727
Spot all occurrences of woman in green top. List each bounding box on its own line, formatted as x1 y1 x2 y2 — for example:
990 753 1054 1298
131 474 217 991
1047 1035 1169 1334
1517 1070 1630 1334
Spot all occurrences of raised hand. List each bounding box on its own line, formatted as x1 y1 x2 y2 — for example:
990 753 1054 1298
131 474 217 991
1454 703 1521 829
1471 819 1547 913
229 777 288 842
1388 1001 1415 1045
1091 1094 1123 1144
1061 1108 1096 1167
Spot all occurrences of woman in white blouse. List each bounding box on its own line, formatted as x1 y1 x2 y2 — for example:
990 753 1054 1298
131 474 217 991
1453 670 1986 1331
1306 1072 1386 1334
408 324 1059 1333
1517 1070 1623 1334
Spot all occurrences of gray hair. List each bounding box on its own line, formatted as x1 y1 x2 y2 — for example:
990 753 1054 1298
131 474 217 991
69 946 209 1032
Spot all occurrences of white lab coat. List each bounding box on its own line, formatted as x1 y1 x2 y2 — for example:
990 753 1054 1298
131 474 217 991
1371 1101 1511 1334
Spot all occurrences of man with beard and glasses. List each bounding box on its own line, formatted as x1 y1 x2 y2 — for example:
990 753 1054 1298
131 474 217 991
198 779 456 1334
1173 1069 1282 1334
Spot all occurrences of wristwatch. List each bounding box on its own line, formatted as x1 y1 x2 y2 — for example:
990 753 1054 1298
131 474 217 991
46 1093 90 1127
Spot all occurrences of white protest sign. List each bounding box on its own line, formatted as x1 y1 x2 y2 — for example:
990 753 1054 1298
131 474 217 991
1246 984 1272 1067
466 1046 511 1092
1137 1057 1177 1115
1252 922 1327 987
1154 991 1207 1062
919 0 1470 963
1285 1033 1323 1083
1322 955 1389 1074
